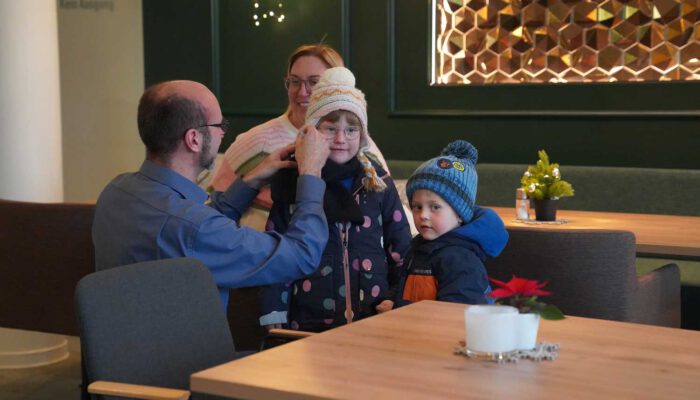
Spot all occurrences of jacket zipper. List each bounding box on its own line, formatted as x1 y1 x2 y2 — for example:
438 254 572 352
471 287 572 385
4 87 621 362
340 184 362 324
340 222 353 324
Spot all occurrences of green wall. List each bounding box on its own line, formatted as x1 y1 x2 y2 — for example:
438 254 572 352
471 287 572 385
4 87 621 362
143 0 700 169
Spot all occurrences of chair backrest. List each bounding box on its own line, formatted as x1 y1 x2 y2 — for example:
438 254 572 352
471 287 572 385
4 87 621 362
75 257 236 392
485 227 638 322
0 198 95 335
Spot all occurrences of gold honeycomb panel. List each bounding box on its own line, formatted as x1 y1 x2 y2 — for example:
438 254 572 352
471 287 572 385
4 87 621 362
434 0 700 84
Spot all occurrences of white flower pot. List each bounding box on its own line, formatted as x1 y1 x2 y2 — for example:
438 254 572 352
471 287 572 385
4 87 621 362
516 313 540 350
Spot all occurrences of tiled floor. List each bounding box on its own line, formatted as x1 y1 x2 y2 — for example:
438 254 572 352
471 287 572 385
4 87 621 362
0 336 81 400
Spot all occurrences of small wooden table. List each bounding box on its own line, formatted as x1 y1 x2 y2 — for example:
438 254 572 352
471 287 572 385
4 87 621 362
490 206 700 259
191 301 700 399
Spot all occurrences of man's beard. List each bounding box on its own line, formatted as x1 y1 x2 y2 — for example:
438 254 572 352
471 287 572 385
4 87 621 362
199 130 216 171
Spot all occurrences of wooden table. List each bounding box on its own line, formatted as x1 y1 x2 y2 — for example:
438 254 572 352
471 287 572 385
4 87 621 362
191 301 700 399
490 206 700 259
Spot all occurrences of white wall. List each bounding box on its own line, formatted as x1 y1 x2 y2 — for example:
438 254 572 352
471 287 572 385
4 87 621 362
0 2 63 202
58 0 144 202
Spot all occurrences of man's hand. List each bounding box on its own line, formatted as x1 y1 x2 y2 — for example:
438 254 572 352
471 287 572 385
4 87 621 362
295 125 329 177
376 300 394 314
242 144 296 190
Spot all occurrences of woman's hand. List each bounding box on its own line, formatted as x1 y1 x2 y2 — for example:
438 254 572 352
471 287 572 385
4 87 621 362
242 144 296 189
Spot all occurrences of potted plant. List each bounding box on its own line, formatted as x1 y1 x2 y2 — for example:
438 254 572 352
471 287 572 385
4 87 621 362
520 150 574 221
488 275 564 350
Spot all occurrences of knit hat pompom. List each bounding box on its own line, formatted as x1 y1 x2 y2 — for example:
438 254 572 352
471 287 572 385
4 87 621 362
319 66 356 88
406 139 479 224
441 140 478 165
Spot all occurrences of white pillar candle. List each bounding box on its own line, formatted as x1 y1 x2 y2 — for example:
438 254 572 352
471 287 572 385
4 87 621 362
464 305 519 358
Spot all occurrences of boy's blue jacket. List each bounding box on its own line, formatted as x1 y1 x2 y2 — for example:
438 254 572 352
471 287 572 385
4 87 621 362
398 206 509 305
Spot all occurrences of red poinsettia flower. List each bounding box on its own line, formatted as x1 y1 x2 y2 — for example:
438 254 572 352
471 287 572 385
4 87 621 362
488 275 552 299
487 275 564 320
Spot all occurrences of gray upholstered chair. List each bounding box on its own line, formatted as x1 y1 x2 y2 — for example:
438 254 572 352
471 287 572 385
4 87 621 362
75 257 236 399
485 227 681 327
0 198 95 335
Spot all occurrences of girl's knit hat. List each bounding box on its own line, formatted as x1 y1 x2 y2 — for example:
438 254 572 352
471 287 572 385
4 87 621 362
306 67 386 191
406 140 479 223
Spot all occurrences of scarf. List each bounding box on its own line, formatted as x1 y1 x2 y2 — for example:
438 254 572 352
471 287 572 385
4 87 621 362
271 158 364 225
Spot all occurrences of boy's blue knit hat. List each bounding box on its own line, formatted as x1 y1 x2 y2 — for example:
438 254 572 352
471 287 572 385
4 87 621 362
406 140 478 223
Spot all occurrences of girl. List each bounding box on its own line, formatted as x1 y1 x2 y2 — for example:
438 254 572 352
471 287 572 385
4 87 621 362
260 67 411 332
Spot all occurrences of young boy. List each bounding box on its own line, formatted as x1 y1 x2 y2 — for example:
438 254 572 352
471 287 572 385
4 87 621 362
380 140 509 310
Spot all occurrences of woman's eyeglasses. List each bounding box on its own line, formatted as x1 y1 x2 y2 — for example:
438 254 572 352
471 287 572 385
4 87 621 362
284 76 320 91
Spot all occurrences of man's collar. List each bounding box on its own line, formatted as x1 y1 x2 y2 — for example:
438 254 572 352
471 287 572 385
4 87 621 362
139 160 208 203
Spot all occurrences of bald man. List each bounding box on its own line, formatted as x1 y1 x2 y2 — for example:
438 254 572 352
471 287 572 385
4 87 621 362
93 80 330 306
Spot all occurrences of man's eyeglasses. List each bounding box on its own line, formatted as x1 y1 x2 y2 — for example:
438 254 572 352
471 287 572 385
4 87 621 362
284 76 320 91
319 124 361 140
196 118 230 134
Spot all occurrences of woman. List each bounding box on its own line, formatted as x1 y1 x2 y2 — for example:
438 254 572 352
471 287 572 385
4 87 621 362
210 44 387 212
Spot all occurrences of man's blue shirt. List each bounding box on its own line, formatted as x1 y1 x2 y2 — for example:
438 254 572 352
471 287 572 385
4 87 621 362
93 160 328 306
